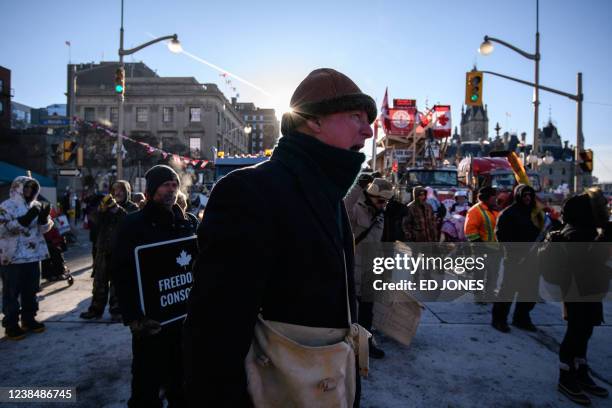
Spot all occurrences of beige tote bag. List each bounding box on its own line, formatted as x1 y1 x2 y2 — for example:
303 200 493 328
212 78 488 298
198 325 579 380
245 253 370 407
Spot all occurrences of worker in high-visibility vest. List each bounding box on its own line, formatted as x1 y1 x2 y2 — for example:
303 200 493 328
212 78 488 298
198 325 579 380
464 186 500 304
465 186 499 243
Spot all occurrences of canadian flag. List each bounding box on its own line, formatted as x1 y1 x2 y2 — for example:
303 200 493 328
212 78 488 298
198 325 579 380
430 105 451 138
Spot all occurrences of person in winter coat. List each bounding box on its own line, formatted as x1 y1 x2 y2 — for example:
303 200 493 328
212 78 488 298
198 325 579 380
183 68 377 407
346 177 393 359
464 186 500 301
546 188 609 405
111 166 196 407
41 220 71 282
82 187 104 267
402 186 438 242
176 191 199 231
492 184 542 333
0 176 53 340
450 190 470 215
80 180 138 321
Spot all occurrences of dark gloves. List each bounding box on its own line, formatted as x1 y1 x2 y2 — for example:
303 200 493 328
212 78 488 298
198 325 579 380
358 173 374 189
38 202 51 224
129 317 162 339
17 204 41 227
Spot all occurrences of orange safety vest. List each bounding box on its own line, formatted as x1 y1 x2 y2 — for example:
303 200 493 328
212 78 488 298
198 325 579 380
464 202 499 242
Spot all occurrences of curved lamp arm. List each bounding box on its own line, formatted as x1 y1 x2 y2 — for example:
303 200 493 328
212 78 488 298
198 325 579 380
483 35 539 61
120 34 178 56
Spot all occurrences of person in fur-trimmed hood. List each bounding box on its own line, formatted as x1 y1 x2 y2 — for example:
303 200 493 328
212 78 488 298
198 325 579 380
0 176 53 340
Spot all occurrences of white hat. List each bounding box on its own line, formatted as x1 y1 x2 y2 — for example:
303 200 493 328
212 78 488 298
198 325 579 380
366 178 394 200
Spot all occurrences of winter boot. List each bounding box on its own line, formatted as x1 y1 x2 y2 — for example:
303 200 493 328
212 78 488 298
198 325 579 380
491 320 510 333
558 362 591 406
79 309 103 320
369 337 385 359
575 359 609 398
512 318 537 332
21 319 46 334
5 325 26 340
110 312 123 323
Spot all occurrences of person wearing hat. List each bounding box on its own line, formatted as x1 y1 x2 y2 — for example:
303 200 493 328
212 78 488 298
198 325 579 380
345 177 393 359
80 180 138 322
464 186 500 305
183 68 376 406
450 190 470 215
111 165 197 407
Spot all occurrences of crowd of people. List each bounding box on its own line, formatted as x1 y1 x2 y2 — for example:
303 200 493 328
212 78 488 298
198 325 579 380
1 68 610 407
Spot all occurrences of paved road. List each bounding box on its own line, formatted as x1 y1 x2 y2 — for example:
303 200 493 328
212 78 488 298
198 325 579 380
1 229 610 407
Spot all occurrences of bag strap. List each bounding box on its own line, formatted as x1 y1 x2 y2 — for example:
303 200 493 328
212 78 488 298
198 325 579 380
342 250 371 377
354 214 380 246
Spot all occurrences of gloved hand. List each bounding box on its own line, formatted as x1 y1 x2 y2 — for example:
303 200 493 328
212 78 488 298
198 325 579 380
100 194 117 212
357 173 374 189
129 317 162 338
17 205 41 227
37 202 51 224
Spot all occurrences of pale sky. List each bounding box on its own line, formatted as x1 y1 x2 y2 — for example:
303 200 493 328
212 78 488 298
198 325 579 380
3 0 611 180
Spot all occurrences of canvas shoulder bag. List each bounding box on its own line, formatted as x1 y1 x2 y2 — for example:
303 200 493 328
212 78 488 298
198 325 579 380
244 253 370 408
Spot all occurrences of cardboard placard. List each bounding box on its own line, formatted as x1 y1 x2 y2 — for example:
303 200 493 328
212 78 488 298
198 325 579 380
373 291 423 347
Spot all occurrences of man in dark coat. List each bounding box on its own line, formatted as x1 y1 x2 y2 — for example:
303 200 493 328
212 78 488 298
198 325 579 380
183 68 377 407
80 180 138 321
492 183 542 333
111 165 197 408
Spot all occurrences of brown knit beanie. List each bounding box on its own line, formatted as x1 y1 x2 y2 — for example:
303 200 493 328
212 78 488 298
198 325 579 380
281 68 377 135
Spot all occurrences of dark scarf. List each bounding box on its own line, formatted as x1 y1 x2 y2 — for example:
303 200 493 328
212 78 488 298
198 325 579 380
274 131 365 204
142 200 185 227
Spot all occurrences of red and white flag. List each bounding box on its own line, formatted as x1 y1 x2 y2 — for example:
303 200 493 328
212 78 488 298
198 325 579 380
430 105 451 138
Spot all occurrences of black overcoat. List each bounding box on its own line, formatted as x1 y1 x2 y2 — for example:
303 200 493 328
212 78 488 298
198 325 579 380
183 147 358 406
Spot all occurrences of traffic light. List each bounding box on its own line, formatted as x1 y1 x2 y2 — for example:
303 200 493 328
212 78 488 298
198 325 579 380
63 140 77 163
465 71 484 106
579 149 593 173
115 67 125 95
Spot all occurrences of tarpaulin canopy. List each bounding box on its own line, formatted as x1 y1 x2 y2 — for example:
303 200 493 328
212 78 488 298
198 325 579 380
0 160 56 187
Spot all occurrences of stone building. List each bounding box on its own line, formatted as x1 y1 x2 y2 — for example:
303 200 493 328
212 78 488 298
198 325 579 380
535 120 592 191
234 100 279 153
68 62 249 185
460 104 489 142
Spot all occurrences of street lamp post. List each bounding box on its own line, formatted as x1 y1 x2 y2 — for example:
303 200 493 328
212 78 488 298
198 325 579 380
221 125 252 156
479 0 541 157
116 0 181 179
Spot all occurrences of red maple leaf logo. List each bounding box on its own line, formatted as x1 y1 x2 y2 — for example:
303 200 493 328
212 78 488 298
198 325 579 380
437 114 449 126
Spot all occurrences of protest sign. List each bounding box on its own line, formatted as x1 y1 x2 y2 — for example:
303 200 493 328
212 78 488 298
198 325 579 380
134 236 197 326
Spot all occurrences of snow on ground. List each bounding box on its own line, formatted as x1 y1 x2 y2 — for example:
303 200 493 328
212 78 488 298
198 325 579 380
1 229 610 407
